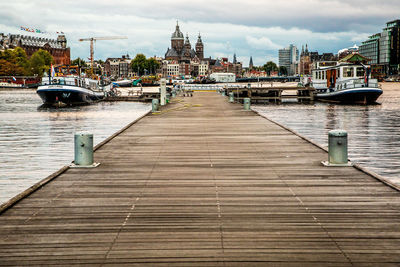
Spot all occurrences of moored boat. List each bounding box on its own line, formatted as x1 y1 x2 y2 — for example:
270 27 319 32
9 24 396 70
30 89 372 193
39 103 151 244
36 76 107 106
0 82 24 89
312 53 383 104
113 79 132 87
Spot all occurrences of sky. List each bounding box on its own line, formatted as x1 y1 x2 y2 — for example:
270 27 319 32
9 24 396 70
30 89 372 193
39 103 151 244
1 0 400 67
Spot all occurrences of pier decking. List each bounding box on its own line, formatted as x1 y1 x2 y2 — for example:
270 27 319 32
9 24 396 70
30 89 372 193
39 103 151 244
1 92 400 266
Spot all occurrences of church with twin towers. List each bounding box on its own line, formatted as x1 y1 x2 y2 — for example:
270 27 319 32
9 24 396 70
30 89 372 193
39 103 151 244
165 22 204 62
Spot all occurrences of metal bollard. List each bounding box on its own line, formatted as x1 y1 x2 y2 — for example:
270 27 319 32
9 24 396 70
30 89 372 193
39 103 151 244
229 92 234 103
152 99 159 112
243 97 251 110
70 132 99 168
322 130 352 166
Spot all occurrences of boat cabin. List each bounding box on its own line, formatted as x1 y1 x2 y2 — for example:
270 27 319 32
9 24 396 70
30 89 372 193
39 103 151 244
312 53 379 92
41 76 103 91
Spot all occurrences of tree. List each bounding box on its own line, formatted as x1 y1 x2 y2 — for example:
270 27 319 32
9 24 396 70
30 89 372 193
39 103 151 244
29 52 46 76
147 57 160 75
35 49 53 66
13 47 30 74
29 49 53 76
0 49 27 76
263 61 278 76
71 57 87 68
130 54 147 76
279 66 288 76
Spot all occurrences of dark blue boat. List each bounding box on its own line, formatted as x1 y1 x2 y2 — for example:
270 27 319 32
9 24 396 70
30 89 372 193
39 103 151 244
37 77 106 106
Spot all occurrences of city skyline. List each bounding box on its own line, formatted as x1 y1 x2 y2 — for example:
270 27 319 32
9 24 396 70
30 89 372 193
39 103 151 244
1 0 399 66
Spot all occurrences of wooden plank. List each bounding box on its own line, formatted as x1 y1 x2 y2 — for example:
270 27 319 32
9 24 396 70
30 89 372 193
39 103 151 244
0 92 399 265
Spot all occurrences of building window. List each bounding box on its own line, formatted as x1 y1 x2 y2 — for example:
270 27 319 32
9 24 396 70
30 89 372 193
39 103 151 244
356 67 365 77
343 67 354 77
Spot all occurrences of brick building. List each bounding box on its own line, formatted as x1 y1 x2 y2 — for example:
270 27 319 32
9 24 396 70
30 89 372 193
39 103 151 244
0 33 70 65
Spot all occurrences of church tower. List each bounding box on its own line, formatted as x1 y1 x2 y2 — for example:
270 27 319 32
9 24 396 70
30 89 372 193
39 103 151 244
184 34 192 58
195 33 204 60
249 56 254 69
171 21 184 54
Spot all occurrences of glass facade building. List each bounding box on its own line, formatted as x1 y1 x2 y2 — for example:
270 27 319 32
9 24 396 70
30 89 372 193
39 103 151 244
359 20 400 75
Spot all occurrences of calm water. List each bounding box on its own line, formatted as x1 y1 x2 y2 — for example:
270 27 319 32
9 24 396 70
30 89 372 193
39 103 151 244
0 89 150 204
253 83 400 186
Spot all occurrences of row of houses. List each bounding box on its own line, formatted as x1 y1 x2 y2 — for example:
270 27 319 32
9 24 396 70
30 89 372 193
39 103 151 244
103 55 242 79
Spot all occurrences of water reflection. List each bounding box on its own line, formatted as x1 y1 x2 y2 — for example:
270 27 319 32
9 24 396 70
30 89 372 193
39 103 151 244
253 90 400 186
0 90 151 204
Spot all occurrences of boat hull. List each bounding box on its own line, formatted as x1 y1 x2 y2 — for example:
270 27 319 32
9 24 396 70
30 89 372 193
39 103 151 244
37 85 105 106
316 88 383 104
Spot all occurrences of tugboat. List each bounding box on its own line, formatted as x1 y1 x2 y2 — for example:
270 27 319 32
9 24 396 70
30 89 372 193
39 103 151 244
312 53 383 104
37 76 108 107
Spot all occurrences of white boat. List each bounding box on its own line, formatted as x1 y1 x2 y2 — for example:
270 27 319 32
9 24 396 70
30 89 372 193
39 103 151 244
312 54 383 104
0 82 23 88
113 79 132 87
37 76 108 106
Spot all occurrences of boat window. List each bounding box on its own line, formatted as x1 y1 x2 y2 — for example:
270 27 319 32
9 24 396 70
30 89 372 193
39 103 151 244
343 67 354 78
323 71 325 80
318 71 321 79
356 67 365 77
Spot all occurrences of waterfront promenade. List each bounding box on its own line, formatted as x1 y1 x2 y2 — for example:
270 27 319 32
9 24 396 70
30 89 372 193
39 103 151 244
1 92 400 266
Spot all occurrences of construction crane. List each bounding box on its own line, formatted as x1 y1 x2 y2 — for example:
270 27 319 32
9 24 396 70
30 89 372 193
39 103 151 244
78 36 128 76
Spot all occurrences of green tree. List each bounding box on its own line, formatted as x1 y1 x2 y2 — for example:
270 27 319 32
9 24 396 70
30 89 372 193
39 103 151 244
130 54 147 76
35 49 53 66
263 61 278 76
147 57 160 75
29 52 46 76
29 49 53 76
71 57 87 67
279 66 288 76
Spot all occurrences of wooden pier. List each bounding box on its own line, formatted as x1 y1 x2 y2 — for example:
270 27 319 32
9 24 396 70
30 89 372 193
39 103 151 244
224 86 315 103
104 91 160 102
1 92 400 265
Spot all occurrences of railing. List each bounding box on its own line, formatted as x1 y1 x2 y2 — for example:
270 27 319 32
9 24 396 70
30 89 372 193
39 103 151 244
313 78 380 91
41 78 105 91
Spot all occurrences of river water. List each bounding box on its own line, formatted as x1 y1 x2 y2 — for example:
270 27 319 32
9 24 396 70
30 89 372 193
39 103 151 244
253 82 400 186
0 89 150 204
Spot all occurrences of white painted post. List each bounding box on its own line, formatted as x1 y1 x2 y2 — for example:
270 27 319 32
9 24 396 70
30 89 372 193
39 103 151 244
160 78 166 106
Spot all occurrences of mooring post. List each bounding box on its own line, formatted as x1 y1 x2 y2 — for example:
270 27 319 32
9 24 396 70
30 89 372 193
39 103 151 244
70 132 99 168
322 130 352 166
160 78 166 106
152 99 159 112
243 97 251 110
229 92 234 103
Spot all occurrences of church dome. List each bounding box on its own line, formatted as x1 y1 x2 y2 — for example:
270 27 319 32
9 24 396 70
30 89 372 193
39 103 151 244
171 22 184 40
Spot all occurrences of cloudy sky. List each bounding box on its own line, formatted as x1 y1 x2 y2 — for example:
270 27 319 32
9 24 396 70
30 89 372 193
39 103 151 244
1 0 399 66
